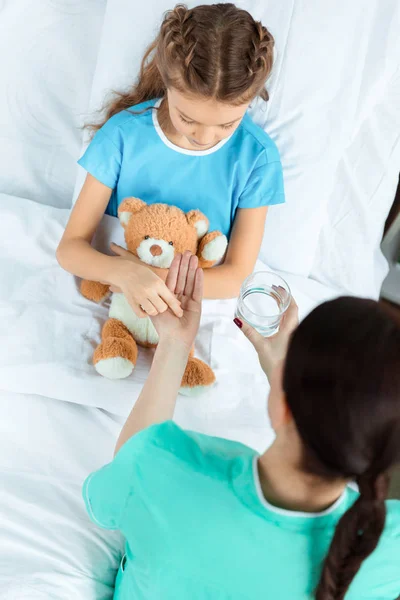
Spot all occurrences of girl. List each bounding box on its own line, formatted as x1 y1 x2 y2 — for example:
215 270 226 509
84 253 400 599
56 4 284 317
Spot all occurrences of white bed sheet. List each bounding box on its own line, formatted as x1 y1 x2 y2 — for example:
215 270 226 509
0 0 106 208
3 2 398 592
0 195 343 425
0 389 123 600
0 194 343 600
0 271 340 600
0 195 350 599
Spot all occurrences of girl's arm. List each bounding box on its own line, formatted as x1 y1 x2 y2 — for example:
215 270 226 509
57 174 115 281
115 252 202 454
56 174 182 318
201 205 268 298
111 206 268 299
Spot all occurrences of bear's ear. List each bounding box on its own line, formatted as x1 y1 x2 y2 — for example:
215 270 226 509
186 210 209 239
118 197 146 227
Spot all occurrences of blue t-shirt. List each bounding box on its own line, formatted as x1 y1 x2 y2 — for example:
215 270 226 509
83 422 400 600
78 99 285 237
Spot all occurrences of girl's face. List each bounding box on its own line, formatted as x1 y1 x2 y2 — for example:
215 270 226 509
166 88 250 150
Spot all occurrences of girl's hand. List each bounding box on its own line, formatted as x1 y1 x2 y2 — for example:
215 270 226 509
111 245 183 319
150 251 203 349
235 298 299 380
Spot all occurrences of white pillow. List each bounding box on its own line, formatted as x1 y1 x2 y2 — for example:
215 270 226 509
74 0 399 284
310 10 400 298
0 0 106 207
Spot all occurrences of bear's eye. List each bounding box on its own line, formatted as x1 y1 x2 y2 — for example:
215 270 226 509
169 241 174 246
144 235 150 240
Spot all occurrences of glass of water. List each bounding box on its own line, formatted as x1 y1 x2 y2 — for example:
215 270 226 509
235 272 291 337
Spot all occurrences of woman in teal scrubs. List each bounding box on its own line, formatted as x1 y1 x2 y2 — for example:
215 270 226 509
84 252 400 600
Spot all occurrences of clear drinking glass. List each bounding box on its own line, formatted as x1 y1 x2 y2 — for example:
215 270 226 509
235 271 291 337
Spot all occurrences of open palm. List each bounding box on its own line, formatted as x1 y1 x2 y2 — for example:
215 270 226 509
150 252 203 348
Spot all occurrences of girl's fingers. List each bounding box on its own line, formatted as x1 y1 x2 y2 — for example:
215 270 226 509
148 292 168 314
110 242 129 257
109 285 122 294
175 251 191 296
129 300 147 319
160 289 183 317
192 267 204 304
139 298 158 316
184 255 198 297
165 253 182 292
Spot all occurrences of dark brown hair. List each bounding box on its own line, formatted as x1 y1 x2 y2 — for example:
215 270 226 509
283 297 400 599
88 3 274 133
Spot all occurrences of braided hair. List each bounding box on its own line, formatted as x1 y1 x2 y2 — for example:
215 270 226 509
283 297 400 599
316 473 390 599
89 3 275 133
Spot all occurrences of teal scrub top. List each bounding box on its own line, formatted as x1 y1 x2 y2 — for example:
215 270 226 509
77 99 285 238
83 422 400 599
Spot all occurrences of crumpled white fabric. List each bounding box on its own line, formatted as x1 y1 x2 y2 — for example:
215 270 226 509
0 195 341 445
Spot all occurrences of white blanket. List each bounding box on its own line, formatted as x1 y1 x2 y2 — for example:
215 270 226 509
0 193 344 599
0 388 123 600
0 194 343 447
0 196 345 599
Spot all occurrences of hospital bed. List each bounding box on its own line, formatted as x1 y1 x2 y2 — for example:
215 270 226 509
0 1 399 597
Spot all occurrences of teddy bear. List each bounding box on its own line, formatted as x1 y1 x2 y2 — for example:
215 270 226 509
81 197 228 396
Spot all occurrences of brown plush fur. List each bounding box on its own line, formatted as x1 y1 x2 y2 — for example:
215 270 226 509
120 199 205 259
81 280 110 303
81 198 228 392
93 318 138 366
197 230 224 269
182 357 216 389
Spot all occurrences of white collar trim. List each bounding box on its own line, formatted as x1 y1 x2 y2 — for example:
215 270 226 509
152 98 233 156
252 456 347 518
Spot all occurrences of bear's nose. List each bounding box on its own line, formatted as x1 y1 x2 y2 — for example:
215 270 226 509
150 244 162 257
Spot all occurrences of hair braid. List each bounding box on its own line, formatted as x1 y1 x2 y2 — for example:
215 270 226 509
316 473 389 599
158 4 214 96
160 5 198 73
87 3 276 133
283 298 400 599
247 21 274 100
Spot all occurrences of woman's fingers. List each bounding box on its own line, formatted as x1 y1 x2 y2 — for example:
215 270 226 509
235 318 265 354
192 267 204 304
280 298 299 333
165 253 181 292
175 251 191 296
184 255 198 297
148 292 168 314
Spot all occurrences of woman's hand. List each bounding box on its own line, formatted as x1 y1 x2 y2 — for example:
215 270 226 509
235 298 299 381
150 251 203 349
111 244 183 319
